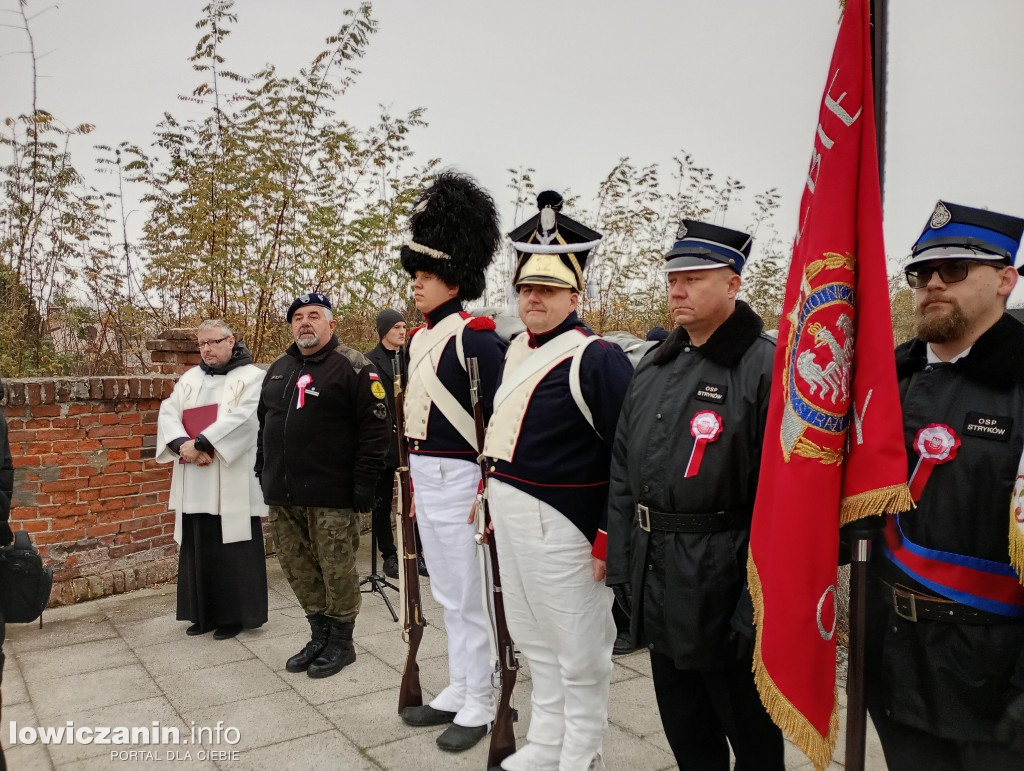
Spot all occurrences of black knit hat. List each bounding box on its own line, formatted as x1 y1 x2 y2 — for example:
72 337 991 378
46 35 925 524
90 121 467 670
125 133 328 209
399 171 501 301
375 308 404 340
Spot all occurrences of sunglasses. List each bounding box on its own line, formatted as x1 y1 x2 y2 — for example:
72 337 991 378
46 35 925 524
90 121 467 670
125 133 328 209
904 259 1001 289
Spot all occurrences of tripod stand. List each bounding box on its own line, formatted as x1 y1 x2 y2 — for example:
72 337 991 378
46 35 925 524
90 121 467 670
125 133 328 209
359 517 399 622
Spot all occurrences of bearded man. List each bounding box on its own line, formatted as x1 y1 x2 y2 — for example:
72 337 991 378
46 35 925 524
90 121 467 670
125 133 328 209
866 201 1024 770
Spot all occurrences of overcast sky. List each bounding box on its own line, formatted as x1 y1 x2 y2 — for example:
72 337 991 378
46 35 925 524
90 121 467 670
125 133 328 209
2 0 1023 299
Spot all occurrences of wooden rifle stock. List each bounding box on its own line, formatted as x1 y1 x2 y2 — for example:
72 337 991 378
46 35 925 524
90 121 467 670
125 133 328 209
466 357 519 768
394 354 425 713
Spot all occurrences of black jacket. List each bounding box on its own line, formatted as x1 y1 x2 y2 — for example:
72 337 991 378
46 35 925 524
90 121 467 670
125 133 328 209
256 336 389 508
406 298 507 459
866 314 1024 741
606 302 774 669
364 342 401 469
0 379 12 529
487 312 633 548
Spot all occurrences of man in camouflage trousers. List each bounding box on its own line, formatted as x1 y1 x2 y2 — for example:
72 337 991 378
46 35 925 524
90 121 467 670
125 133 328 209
256 293 390 678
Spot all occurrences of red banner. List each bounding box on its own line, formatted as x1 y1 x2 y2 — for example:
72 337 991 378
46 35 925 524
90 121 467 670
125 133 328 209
747 0 911 767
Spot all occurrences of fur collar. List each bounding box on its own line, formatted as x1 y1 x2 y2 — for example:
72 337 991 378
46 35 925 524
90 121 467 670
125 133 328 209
651 300 764 368
895 313 1024 390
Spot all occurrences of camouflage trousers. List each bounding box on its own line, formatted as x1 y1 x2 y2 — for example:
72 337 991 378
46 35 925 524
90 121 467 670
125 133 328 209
269 505 361 623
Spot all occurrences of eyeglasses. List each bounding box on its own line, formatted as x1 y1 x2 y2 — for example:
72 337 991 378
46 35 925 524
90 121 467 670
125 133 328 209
904 259 981 289
197 336 231 349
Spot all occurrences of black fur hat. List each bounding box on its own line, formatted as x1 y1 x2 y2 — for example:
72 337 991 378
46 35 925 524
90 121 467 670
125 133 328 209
400 170 500 301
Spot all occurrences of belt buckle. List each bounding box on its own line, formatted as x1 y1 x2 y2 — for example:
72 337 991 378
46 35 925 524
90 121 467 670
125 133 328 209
637 504 651 533
891 584 918 622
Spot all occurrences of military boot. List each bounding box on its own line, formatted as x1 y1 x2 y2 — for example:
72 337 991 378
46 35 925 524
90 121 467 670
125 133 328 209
307 619 356 678
285 614 329 673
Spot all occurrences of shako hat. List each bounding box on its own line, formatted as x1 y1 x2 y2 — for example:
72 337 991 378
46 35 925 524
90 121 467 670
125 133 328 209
907 200 1024 272
508 190 603 292
400 170 501 301
663 220 752 274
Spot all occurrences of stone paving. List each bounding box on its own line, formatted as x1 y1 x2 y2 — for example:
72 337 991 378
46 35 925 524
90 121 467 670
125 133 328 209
1 539 885 769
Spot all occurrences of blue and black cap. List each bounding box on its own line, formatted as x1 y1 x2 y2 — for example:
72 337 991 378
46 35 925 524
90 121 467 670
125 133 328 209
662 220 752 274
287 292 331 322
908 200 1024 272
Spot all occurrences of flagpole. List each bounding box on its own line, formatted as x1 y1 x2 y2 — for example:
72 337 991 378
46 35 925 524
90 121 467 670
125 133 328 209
844 3 888 770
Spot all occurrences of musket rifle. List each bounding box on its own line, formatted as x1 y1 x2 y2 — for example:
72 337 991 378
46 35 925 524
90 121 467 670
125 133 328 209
466 356 519 768
394 354 425 713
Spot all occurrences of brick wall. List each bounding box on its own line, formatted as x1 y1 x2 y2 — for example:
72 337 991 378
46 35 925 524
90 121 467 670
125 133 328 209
3 376 180 605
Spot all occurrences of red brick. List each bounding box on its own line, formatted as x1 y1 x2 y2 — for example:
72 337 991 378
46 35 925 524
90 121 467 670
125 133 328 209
132 424 157 437
25 441 52 455
32 404 61 417
85 523 121 538
140 481 169 495
14 519 50 533
41 479 84 493
78 488 102 502
68 403 99 415
47 491 79 505
103 484 141 498
53 440 102 452
103 437 141 449
24 418 52 430
86 425 130 439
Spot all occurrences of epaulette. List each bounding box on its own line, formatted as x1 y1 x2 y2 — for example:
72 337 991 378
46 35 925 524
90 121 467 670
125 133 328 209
466 316 497 332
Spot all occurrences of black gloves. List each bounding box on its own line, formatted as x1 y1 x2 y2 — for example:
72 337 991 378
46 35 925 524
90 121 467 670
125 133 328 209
995 691 1024 752
352 486 376 515
0 520 12 546
612 583 632 617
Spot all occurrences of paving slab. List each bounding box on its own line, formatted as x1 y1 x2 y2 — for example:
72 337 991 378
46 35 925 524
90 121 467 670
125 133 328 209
134 635 255 679
216 730 379 770
17 636 136 683
29 663 163 722
0 541 889 770
319 687 439 749
189 690 332 752
158 658 288 713
39 696 185 767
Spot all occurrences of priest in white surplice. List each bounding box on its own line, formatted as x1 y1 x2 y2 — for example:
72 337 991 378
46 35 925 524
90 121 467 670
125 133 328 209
156 320 268 640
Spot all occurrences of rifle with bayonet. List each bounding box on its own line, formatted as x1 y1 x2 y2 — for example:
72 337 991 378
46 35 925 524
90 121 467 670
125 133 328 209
394 353 425 713
466 356 519 769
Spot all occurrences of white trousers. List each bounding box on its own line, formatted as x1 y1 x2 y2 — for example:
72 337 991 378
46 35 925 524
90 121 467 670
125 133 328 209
410 453 496 728
489 478 615 771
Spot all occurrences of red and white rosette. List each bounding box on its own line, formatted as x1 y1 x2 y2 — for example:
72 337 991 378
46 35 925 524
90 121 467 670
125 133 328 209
908 423 960 501
295 373 313 409
685 410 723 478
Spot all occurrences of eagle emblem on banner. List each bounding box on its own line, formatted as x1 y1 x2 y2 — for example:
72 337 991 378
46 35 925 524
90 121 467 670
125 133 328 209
780 251 856 465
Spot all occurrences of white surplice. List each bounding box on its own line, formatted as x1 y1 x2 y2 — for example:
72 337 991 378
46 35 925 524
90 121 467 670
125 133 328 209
155 363 267 544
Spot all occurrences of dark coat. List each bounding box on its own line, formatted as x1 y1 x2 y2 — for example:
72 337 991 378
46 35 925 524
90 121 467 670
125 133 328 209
364 342 401 469
256 335 389 509
606 302 774 670
487 312 634 547
866 314 1024 741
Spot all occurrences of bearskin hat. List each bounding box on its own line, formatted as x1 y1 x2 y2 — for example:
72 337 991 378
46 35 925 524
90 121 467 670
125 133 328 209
400 170 501 301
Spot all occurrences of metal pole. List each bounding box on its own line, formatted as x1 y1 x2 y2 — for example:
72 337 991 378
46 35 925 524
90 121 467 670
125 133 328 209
872 0 888 203
845 6 887 770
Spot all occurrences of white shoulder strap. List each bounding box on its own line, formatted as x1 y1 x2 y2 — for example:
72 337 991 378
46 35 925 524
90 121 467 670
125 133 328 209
569 335 604 435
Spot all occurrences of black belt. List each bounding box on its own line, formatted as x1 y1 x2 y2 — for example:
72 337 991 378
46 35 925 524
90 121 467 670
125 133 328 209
636 504 749 533
881 581 1020 625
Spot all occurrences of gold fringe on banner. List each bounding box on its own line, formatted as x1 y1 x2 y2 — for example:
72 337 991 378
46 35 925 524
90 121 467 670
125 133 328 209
1009 505 1024 585
839 483 913 526
747 557 838 770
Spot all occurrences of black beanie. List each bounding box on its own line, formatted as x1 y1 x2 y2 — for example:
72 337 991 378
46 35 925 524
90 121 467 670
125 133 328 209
375 309 404 340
